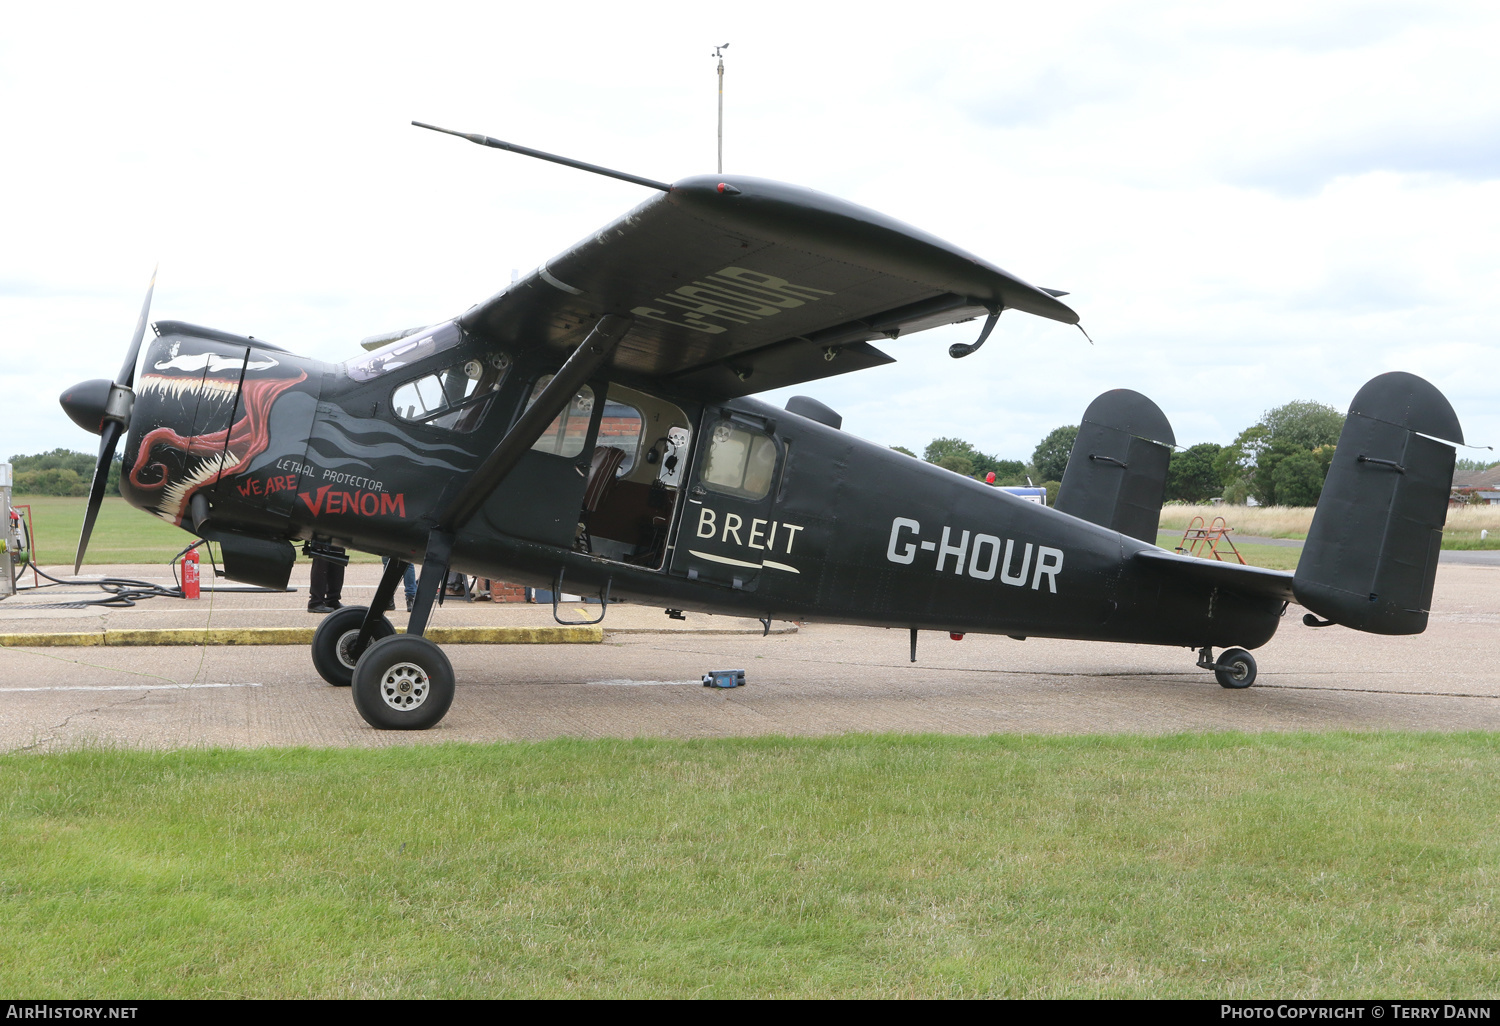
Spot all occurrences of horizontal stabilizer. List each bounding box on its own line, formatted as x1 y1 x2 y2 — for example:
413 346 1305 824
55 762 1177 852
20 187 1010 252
1133 548 1296 603
1055 389 1175 544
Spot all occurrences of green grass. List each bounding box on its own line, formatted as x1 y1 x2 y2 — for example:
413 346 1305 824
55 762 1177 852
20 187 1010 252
1156 532 1300 571
1209 542 1299 572
1441 535 1500 550
2 734 1498 998
13 496 379 566
14 496 193 565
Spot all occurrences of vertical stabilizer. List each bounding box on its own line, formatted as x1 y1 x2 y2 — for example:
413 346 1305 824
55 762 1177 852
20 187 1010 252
1055 389 1176 544
1294 372 1463 635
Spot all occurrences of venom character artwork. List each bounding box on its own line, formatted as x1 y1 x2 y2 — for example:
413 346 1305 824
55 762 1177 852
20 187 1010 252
58 124 1467 730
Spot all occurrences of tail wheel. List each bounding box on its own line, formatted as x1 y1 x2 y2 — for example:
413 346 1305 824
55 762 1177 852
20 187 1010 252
311 605 395 687
1215 648 1257 689
351 634 455 730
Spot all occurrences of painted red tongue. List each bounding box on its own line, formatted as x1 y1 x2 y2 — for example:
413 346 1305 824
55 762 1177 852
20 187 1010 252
128 369 307 525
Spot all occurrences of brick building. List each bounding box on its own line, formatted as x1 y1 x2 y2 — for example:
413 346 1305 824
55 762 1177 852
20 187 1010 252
1452 464 1500 505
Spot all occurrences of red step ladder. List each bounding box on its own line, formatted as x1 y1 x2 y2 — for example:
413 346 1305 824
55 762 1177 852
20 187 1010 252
1175 515 1247 565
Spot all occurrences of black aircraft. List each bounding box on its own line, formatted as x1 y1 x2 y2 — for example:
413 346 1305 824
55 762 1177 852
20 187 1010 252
59 123 1466 730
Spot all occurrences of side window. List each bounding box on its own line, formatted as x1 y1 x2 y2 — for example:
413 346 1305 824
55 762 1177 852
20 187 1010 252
597 400 644 476
391 353 511 434
701 420 777 500
528 378 595 458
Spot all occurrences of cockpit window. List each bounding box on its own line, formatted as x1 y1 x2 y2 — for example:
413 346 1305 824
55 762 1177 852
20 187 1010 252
598 400 644 476
702 420 778 500
391 353 511 434
346 321 465 382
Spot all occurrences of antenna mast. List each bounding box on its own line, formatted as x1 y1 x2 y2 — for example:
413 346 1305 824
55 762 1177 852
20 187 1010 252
713 43 729 174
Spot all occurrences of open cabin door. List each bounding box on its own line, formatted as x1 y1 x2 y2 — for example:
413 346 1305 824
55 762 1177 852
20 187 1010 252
575 384 694 571
670 408 796 591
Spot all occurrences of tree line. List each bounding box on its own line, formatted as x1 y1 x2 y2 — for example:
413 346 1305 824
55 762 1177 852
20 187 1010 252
6 450 122 496
901 401 1498 508
891 432 1076 507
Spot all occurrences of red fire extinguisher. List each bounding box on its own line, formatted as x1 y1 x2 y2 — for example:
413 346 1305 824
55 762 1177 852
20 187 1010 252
182 547 200 600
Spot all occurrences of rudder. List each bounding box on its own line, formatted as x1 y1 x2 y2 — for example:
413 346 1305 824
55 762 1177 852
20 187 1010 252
1294 372 1463 635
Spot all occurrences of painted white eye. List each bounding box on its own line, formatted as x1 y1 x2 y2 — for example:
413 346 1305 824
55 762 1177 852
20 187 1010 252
463 360 482 380
713 423 733 444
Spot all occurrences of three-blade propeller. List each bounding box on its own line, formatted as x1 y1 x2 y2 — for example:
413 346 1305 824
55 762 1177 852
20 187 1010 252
58 269 156 574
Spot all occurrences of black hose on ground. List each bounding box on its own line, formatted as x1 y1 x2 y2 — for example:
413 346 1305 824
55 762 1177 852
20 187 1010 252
23 561 186 607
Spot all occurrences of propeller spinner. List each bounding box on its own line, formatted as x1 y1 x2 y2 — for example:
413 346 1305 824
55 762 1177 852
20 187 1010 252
58 269 156 573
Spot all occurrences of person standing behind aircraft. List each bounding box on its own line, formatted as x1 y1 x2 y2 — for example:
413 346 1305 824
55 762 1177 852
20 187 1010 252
381 556 418 611
307 546 345 613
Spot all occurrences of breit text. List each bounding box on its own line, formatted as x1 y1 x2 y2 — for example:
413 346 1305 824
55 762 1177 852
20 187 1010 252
695 506 803 554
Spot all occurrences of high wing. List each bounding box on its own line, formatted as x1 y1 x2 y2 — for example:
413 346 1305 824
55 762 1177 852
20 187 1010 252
1133 547 1297 603
459 175 1079 398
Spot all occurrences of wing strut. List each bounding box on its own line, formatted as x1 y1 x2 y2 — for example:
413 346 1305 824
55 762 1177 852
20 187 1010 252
355 315 636 652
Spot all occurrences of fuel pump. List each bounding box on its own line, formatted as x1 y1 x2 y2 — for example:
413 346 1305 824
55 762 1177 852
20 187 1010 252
1 463 13 599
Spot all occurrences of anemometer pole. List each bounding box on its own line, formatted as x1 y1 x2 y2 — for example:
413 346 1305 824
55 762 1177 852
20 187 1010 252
714 43 729 174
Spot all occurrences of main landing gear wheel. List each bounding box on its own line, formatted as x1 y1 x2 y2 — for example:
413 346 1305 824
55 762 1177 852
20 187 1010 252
1215 648 1257 689
351 634 455 730
311 605 395 687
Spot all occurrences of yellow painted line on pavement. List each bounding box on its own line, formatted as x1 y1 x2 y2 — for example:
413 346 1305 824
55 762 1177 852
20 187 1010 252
108 628 313 646
0 631 105 647
421 626 602 645
0 626 603 647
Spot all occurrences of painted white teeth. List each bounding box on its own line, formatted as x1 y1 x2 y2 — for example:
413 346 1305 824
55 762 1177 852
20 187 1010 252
158 450 242 523
139 375 241 401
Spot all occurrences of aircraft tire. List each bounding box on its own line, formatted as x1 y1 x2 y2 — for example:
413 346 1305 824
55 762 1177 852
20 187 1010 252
1214 648 1257 689
351 634 455 730
312 605 395 687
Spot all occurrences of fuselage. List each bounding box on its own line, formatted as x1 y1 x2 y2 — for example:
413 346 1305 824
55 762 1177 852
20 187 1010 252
121 321 1284 652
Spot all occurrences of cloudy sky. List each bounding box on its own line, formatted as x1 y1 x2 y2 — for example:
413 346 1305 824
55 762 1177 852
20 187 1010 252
4 0 1496 467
